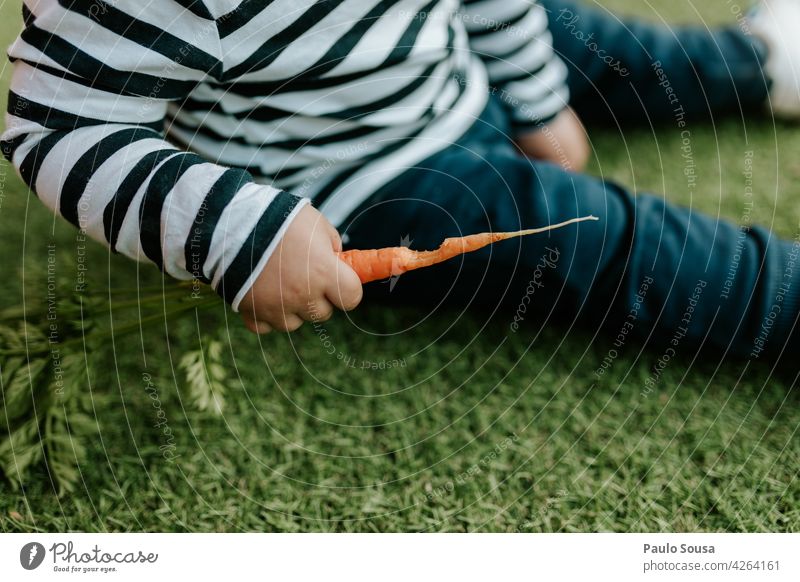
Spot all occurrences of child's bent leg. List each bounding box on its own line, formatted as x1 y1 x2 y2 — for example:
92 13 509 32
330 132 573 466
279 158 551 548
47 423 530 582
540 0 771 125
343 100 799 360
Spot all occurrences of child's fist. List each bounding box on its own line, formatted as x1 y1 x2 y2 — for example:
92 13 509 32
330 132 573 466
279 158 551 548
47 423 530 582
516 106 591 172
238 204 363 333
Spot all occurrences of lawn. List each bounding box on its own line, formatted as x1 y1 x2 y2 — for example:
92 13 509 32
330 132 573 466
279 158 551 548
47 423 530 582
0 0 798 532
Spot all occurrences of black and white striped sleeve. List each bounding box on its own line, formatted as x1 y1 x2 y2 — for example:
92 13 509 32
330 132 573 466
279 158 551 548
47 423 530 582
461 0 570 127
0 0 308 310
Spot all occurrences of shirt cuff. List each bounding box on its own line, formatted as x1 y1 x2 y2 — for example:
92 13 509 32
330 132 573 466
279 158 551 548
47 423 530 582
218 192 311 312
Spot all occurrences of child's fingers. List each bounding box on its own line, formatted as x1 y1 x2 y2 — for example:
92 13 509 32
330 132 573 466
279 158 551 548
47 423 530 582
327 258 363 311
241 313 272 335
270 312 305 332
303 298 335 323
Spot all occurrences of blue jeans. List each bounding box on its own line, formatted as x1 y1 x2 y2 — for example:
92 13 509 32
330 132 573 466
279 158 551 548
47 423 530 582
541 0 771 125
343 1 797 360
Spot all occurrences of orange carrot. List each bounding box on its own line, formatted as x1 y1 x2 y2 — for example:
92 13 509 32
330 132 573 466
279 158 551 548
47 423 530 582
338 215 599 283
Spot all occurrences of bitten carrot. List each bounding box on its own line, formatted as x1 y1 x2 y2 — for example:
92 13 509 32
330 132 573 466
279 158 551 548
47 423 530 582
338 215 599 283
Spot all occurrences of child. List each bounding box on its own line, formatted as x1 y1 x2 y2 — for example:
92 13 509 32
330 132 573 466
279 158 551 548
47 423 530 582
2 0 799 360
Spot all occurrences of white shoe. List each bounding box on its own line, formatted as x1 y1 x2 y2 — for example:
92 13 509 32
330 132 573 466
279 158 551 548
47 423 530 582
749 0 800 118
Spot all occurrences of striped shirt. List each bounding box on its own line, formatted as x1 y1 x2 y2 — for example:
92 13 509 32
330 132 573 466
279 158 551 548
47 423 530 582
2 0 569 309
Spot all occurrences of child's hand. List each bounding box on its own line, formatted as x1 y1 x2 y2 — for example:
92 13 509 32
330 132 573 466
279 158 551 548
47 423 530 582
515 107 591 172
238 204 363 334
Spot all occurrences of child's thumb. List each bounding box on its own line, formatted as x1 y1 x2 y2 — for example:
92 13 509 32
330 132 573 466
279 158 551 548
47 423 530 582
328 223 343 252
328 256 363 311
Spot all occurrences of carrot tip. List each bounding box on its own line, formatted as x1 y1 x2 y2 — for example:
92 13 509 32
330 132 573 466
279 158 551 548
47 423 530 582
337 214 600 283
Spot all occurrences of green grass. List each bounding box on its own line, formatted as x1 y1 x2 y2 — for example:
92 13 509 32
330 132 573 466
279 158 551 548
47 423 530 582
0 0 798 532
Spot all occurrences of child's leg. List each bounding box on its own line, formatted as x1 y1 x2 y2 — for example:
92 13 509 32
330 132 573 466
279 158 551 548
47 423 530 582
343 96 799 360
540 0 771 124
